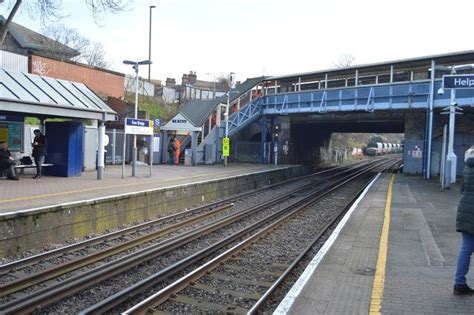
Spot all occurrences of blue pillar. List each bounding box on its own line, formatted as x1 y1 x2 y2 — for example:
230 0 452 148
191 131 197 166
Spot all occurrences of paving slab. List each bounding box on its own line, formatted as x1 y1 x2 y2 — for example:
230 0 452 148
278 174 474 314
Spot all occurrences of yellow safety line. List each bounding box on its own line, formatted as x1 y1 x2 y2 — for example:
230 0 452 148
369 174 395 315
0 168 263 204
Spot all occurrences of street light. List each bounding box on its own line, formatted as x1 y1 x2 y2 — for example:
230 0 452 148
437 64 473 185
123 59 152 177
224 88 239 167
148 5 156 81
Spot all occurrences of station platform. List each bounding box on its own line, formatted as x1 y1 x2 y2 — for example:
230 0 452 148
276 173 474 314
0 164 290 214
0 163 304 257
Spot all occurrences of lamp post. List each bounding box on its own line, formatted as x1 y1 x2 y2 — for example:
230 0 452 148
437 66 466 185
148 5 156 81
123 59 152 177
224 89 239 167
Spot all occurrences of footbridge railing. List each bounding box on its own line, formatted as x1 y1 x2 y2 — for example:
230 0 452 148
261 80 474 115
227 97 263 137
226 79 474 137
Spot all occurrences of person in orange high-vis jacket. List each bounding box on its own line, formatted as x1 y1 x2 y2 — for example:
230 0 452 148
175 137 181 165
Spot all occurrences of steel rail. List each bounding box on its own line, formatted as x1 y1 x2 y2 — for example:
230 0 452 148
109 159 392 314
0 163 362 314
0 159 387 314
0 159 374 298
0 162 358 274
248 162 399 314
0 203 236 297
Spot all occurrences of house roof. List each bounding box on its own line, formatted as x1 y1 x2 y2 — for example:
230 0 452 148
0 68 116 121
0 16 79 58
180 76 266 127
181 99 220 127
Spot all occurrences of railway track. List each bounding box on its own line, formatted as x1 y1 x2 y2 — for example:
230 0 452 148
119 158 398 314
0 158 397 314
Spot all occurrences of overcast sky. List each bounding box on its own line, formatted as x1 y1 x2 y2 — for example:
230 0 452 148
2 0 473 83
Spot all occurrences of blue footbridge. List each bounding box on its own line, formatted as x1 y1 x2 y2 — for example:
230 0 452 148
163 51 474 177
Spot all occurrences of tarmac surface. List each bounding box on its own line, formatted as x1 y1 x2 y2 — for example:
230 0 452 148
276 173 474 314
0 164 289 214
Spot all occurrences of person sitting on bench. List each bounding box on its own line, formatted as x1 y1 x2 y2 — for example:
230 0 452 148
0 141 19 180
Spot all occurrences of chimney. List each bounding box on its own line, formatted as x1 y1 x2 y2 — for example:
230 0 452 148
181 74 189 85
188 71 197 84
166 78 176 88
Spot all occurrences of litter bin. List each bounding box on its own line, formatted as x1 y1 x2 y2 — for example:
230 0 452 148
184 149 192 166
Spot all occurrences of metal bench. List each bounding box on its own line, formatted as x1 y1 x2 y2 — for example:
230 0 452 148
14 163 54 175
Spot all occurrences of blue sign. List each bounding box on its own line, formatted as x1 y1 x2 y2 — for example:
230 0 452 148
124 118 154 135
126 118 152 127
154 118 161 126
443 75 474 89
0 114 24 122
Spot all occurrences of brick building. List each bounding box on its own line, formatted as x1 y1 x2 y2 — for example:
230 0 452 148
30 55 125 99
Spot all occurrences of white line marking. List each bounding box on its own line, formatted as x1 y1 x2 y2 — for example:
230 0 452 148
273 173 381 315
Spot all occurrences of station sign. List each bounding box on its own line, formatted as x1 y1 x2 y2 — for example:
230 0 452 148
222 137 230 157
124 118 154 135
0 114 24 122
443 75 474 89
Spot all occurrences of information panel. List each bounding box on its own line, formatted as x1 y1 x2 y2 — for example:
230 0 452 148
124 118 154 135
222 137 230 157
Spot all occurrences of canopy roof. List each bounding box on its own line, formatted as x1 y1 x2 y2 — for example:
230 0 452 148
0 69 116 121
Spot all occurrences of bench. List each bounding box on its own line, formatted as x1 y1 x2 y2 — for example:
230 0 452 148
14 163 54 175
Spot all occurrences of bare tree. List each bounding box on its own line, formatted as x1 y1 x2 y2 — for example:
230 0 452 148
41 24 89 59
1 0 130 43
332 54 355 68
81 42 110 69
42 24 111 69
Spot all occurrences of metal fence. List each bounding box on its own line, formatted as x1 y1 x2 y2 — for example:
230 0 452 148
233 141 269 163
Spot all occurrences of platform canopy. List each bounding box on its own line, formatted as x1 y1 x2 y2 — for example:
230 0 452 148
0 68 116 121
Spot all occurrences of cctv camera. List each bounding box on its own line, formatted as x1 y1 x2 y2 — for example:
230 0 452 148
437 87 444 95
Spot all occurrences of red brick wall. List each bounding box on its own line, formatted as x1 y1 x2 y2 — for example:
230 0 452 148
29 55 125 99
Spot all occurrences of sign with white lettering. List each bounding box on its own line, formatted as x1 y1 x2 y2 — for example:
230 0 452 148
124 118 154 135
160 113 202 132
0 115 24 122
443 75 474 89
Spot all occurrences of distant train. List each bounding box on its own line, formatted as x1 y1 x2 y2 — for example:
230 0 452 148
365 142 403 156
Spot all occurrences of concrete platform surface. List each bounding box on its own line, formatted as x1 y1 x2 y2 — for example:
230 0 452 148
278 174 474 314
0 164 289 214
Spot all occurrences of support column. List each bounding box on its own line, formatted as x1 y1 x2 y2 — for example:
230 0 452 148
112 128 116 165
426 60 435 178
97 121 105 180
273 116 291 165
162 132 169 164
260 117 269 164
191 131 197 166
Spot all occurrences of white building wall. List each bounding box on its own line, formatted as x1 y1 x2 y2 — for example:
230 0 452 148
162 86 178 103
124 75 155 97
0 50 28 73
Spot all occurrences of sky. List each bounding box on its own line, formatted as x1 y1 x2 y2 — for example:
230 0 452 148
1 0 474 84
